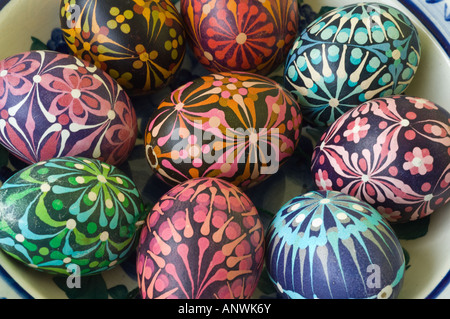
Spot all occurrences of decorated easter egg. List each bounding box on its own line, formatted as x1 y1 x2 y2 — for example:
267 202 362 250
311 95 450 223
60 0 186 95
284 3 421 126
181 0 299 75
145 72 303 189
0 157 146 276
136 177 264 299
266 190 405 299
0 50 137 166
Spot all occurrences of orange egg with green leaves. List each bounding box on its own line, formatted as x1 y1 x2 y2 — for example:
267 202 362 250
180 0 298 75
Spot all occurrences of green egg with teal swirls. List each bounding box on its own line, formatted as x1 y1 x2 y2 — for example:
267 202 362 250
0 157 146 276
284 3 421 127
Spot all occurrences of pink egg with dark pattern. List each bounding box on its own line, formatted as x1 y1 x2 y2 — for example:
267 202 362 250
311 95 450 223
136 177 264 299
0 50 137 166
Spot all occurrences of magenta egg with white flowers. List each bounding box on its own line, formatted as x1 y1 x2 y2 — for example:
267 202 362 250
311 95 450 223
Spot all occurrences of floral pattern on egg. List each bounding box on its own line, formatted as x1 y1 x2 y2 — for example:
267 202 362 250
311 95 450 223
181 0 299 75
265 190 405 299
0 50 137 166
60 0 186 95
136 177 264 299
284 3 421 126
144 72 303 189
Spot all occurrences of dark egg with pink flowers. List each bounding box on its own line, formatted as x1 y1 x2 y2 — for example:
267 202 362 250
136 177 265 299
144 71 303 190
311 95 450 223
180 0 299 75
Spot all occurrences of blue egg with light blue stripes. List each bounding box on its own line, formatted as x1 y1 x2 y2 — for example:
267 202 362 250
265 190 405 299
284 3 421 127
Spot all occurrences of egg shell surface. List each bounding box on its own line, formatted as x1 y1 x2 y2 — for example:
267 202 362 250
311 95 450 223
60 0 186 95
0 157 146 276
181 0 299 75
0 50 137 166
284 2 421 126
136 177 264 299
145 71 303 189
265 190 405 299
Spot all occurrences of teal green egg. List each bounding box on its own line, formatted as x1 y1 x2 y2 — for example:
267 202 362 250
284 3 421 127
0 157 146 276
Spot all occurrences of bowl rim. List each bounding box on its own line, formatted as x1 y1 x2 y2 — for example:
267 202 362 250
398 0 450 57
0 0 448 300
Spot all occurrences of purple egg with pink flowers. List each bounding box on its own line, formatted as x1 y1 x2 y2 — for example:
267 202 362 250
311 95 450 223
136 177 265 299
0 50 137 166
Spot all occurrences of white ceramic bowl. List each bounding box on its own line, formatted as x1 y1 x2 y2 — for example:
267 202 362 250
0 0 448 299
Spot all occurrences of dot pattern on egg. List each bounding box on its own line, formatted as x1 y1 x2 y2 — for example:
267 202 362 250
311 95 450 223
265 190 405 299
284 3 421 126
60 0 186 94
181 0 299 75
136 177 264 299
0 157 145 276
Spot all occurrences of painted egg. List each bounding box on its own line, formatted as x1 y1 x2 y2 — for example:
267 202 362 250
284 3 421 126
0 157 146 276
180 0 299 75
145 72 303 189
311 95 450 223
0 50 137 166
266 190 405 299
60 0 186 95
136 177 264 299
